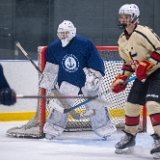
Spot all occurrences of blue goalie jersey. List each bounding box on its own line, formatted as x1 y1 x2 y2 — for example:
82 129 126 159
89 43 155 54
46 36 105 88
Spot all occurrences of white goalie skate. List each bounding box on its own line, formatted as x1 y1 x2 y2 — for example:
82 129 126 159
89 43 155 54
115 130 136 154
150 134 160 159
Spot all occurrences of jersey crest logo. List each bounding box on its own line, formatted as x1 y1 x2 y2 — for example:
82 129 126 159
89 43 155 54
62 54 79 72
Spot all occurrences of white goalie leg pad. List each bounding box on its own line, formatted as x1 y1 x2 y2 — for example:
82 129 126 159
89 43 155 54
39 62 59 90
43 81 80 138
82 87 117 138
90 107 117 138
43 104 69 138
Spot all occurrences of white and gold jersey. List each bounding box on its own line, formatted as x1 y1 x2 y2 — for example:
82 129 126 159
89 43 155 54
118 25 160 76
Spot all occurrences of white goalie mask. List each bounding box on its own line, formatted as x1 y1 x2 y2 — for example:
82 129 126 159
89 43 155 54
57 20 76 47
118 4 140 29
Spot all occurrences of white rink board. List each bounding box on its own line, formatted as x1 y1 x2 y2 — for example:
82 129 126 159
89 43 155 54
0 60 39 112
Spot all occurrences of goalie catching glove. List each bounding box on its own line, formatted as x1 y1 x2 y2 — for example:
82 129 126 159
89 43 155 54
83 67 103 91
136 60 153 81
111 74 128 93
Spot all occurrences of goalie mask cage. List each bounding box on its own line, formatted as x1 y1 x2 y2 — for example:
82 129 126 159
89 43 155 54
6 46 147 138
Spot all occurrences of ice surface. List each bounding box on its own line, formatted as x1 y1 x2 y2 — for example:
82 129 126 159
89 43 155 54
0 121 154 160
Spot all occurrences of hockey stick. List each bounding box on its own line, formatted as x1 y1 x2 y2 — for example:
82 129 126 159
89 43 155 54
16 94 111 105
16 94 109 100
16 42 42 74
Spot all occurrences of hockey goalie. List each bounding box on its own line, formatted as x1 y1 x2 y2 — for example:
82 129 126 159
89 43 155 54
38 20 116 140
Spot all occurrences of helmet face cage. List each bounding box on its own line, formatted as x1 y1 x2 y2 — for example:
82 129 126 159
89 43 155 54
118 4 140 28
57 20 76 41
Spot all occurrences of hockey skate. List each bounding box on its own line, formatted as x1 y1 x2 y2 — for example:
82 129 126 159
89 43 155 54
115 130 136 154
150 134 160 159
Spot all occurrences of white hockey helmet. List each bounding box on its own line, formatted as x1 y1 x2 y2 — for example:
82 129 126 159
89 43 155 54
118 4 140 28
57 20 76 47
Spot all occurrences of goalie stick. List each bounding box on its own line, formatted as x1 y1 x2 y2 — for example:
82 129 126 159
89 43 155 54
16 42 44 75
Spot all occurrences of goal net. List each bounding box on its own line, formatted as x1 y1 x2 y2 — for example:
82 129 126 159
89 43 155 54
6 46 147 138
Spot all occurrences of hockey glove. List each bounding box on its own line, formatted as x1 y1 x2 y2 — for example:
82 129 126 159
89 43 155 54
111 74 128 93
136 60 153 81
0 88 16 106
83 67 103 91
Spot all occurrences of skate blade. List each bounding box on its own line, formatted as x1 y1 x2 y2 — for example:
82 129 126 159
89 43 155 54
115 146 134 154
152 152 160 159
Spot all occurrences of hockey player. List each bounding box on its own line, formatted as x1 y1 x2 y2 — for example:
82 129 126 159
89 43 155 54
0 64 16 106
111 4 160 159
39 20 116 140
